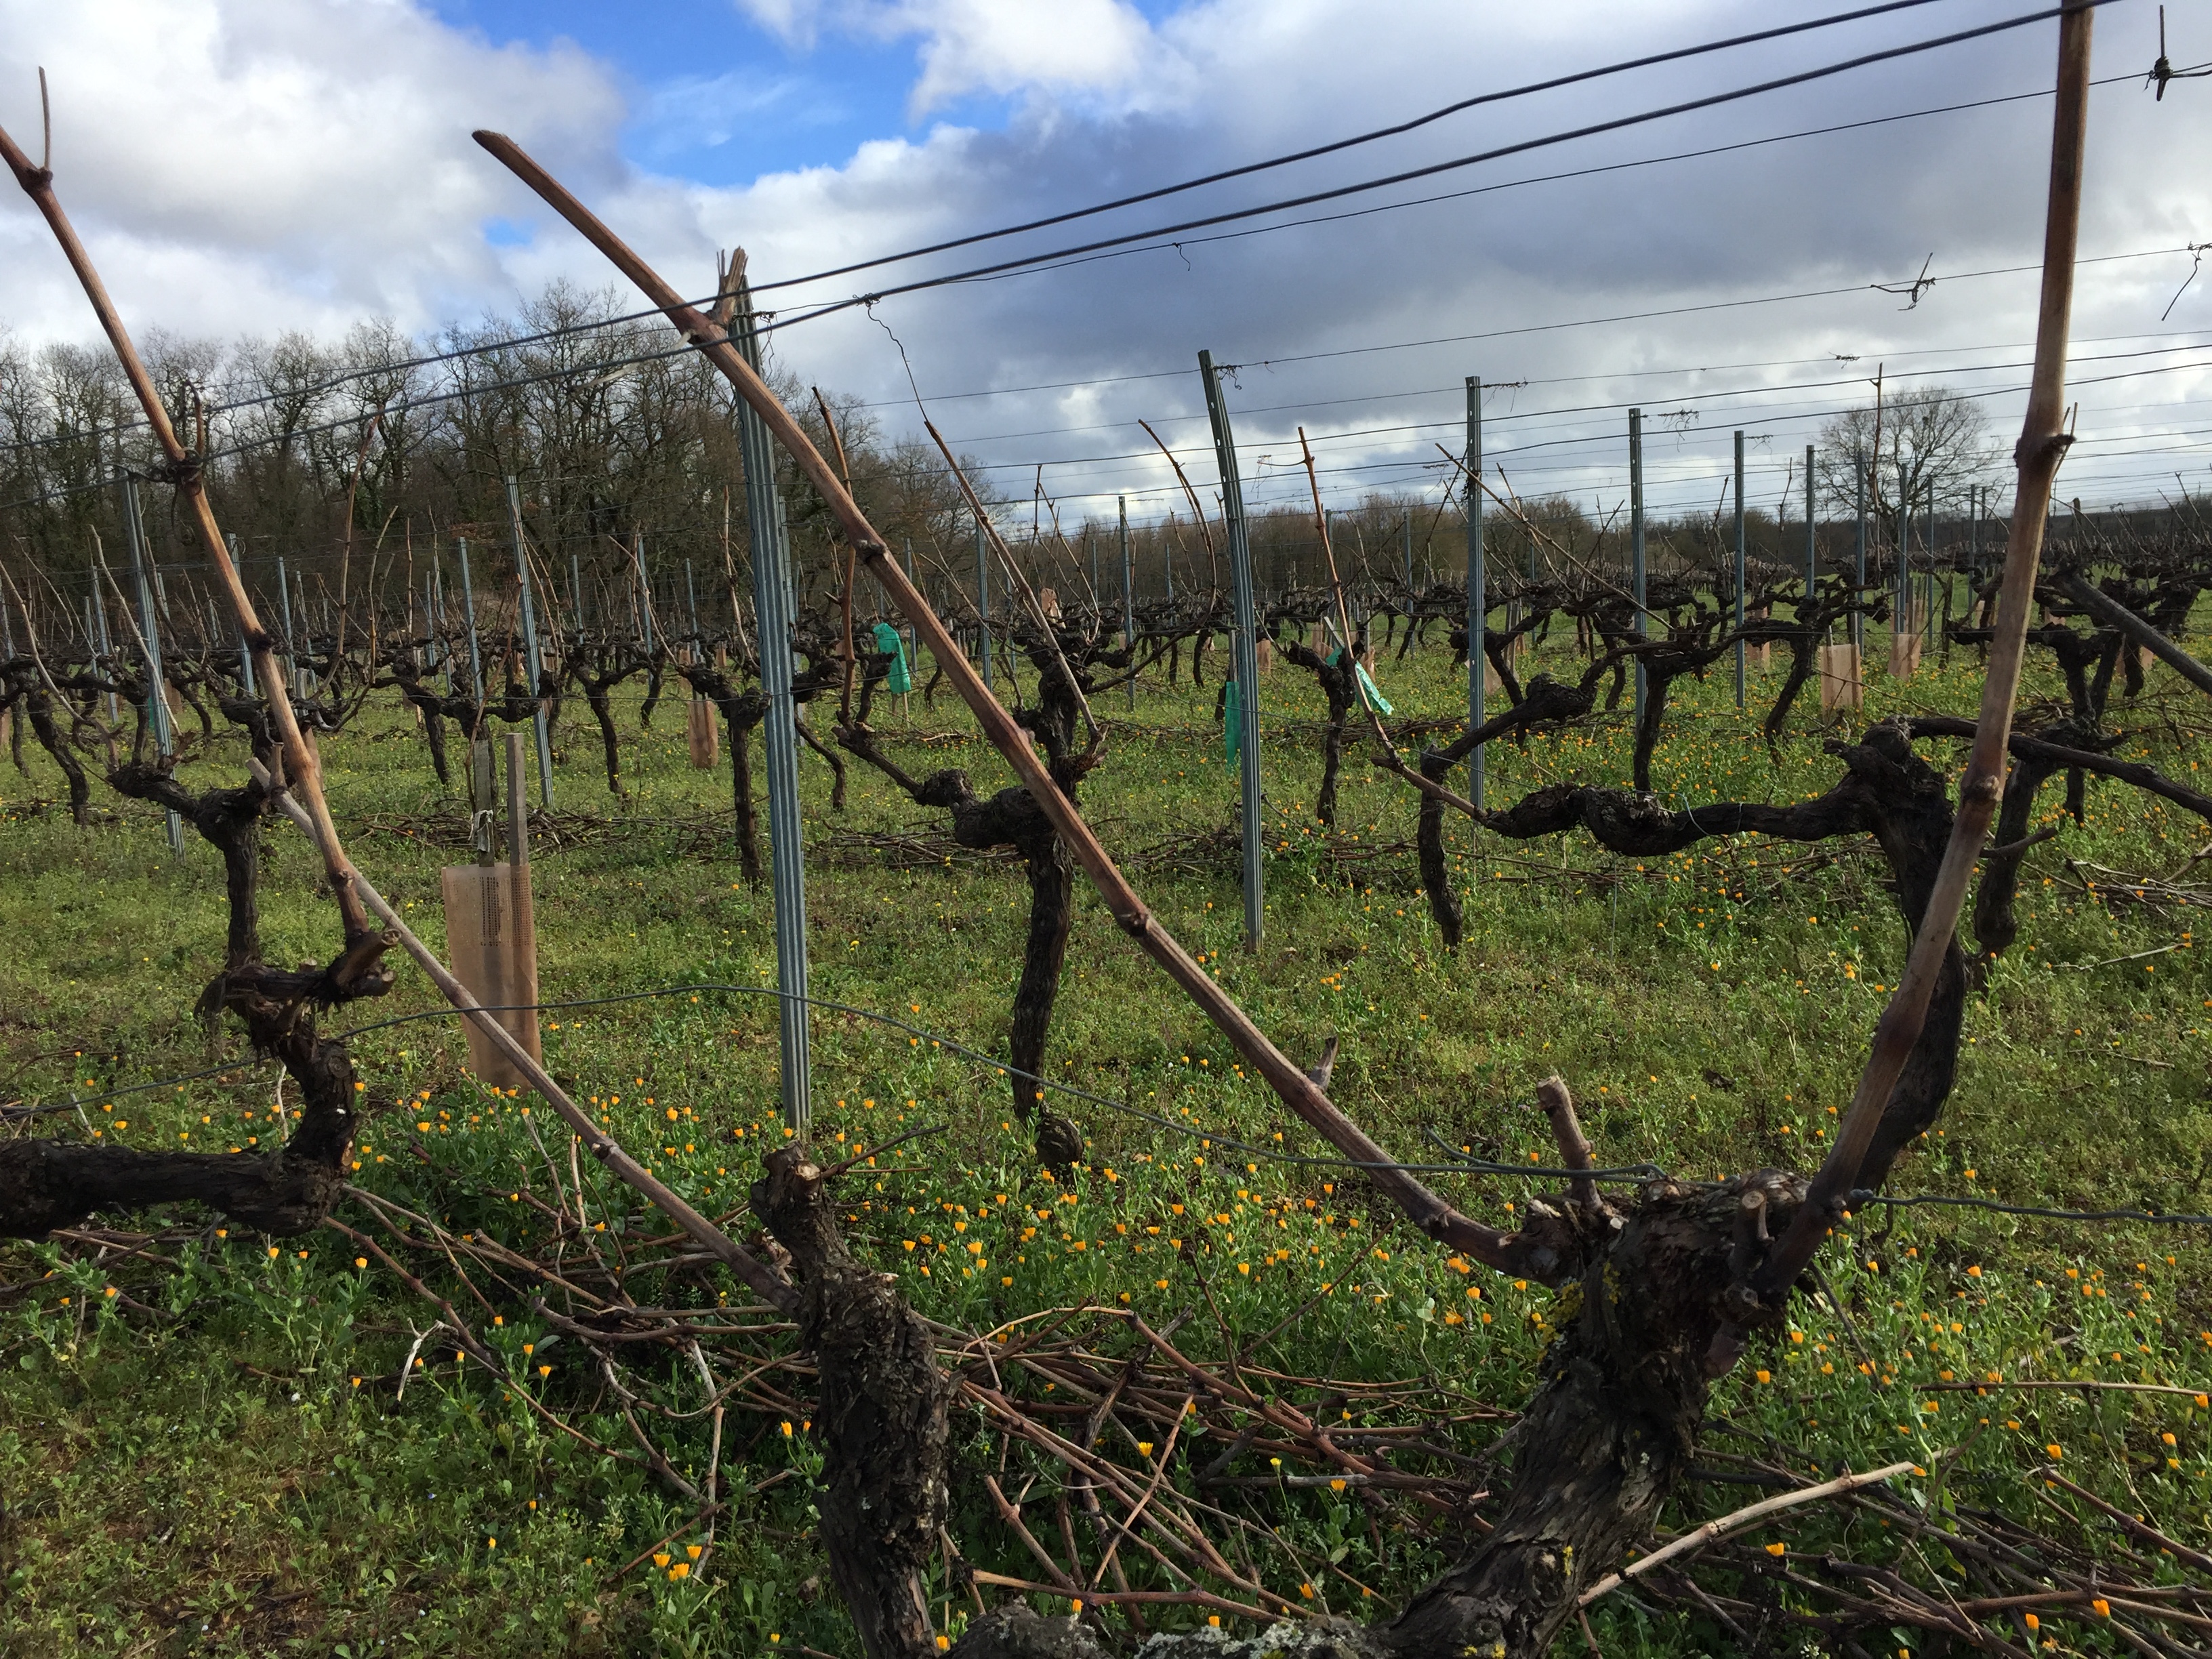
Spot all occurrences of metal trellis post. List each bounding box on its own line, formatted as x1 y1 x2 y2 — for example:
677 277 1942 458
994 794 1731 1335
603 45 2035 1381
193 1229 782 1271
1925 489 1938 647
228 537 255 695
975 516 993 691
1466 375 1486 808
276 553 298 691
504 476 555 805
1897 470 1912 650
1853 447 1868 655
1119 495 1134 710
88 588 119 729
121 476 183 853
1803 443 1818 609
735 277 812 1134
1733 431 1747 707
457 537 484 704
1630 407 1646 725
1200 348 1265 950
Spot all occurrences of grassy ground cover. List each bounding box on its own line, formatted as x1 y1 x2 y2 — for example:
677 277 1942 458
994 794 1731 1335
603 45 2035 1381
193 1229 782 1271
2 615 2209 1656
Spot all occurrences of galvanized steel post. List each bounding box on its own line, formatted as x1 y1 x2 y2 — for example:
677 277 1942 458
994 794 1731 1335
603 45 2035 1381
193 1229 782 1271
277 553 298 691
88 586 118 728
1733 431 1746 708
1853 447 1868 655
504 476 555 805
1119 494 1134 710
1925 489 1939 647
733 278 812 1134
121 476 182 853
1804 443 1818 608
457 537 484 705
1200 349 1265 950
1629 407 1646 724
1465 375 1486 808
975 516 992 691
229 537 255 695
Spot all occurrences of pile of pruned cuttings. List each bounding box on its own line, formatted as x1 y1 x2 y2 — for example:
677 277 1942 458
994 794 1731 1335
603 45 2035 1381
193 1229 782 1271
18 1204 2208 1654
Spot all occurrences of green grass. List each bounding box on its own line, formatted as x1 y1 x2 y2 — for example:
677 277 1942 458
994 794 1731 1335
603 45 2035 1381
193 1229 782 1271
2 615 2209 1656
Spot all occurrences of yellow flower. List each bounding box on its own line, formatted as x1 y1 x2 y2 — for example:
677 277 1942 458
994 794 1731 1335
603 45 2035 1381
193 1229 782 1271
2092 1599 2110 1618
1765 1542 1786 1557
668 1563 690 1580
653 1553 671 1569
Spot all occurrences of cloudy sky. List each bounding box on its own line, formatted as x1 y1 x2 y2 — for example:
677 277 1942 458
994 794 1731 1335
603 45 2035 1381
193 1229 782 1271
3 0 2208 529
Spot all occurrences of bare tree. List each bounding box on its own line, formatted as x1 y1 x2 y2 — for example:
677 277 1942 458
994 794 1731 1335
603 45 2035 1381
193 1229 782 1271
1816 384 2001 521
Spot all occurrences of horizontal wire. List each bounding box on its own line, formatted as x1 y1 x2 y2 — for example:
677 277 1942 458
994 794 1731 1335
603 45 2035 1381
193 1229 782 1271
1847 1191 2212 1225
880 75 2116 308
0 0 1970 456
747 0 1963 295
743 3 2115 329
20 981 2195 1231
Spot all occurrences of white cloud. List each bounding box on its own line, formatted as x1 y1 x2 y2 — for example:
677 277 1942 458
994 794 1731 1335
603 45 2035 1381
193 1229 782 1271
4 0 2207 516
0 0 647 340
731 0 1178 118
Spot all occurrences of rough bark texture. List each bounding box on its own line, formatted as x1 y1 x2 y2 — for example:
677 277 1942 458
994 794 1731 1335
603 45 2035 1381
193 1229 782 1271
835 615 1120 1168
676 660 769 887
1389 1172 1805 1658
812 723 2004 1659
0 760 392 1240
951 1174 1810 1659
1415 676 1595 946
10 674 89 823
752 1145 950 1659
1275 627 1362 826
380 651 468 786
1479 721 1967 1185
0 1008 363 1237
562 634 650 799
